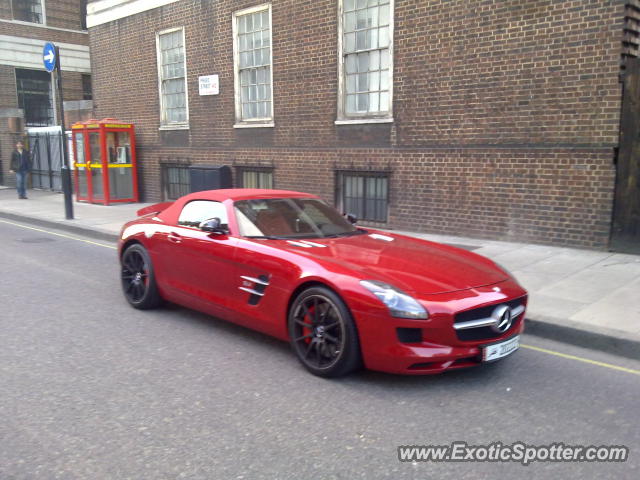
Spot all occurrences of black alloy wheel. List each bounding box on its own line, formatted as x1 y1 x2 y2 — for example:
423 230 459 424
288 286 361 377
121 244 162 309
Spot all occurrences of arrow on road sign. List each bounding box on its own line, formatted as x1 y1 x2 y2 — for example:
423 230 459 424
43 42 57 72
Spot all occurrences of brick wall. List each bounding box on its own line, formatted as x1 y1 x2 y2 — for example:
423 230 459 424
0 66 85 112
0 0 86 31
0 0 12 20
60 71 86 109
44 0 87 31
89 0 624 249
0 107 23 188
0 64 17 108
0 65 19 186
0 1 89 186
0 21 87 45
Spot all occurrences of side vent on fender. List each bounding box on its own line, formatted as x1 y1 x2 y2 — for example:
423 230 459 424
239 275 270 305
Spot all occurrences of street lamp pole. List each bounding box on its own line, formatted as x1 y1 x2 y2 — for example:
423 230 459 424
53 46 74 220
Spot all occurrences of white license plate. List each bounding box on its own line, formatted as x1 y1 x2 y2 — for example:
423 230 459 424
483 335 520 362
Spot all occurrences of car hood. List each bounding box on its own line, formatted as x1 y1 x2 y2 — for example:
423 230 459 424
276 231 508 295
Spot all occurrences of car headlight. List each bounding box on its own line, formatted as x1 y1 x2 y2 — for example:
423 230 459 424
359 280 428 319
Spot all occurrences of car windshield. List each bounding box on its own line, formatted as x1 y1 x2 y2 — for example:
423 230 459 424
234 197 362 239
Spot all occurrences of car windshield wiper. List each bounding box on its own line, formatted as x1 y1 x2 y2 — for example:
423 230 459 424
245 235 291 240
247 229 366 240
322 229 367 238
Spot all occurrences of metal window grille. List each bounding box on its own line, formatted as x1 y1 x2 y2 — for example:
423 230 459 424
337 171 389 222
238 168 274 189
341 0 392 116
16 69 53 127
235 6 272 121
162 164 191 200
82 74 92 100
12 0 43 24
158 29 187 125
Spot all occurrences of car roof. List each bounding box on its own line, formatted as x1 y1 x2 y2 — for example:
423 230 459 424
179 189 319 202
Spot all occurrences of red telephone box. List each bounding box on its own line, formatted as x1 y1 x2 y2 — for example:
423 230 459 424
71 118 139 205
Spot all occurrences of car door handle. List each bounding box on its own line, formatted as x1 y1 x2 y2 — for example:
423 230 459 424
168 232 182 244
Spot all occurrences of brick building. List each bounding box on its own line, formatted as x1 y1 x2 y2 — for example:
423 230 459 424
86 0 639 250
0 0 92 186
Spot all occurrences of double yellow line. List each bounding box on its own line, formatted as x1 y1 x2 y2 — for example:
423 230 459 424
521 344 640 376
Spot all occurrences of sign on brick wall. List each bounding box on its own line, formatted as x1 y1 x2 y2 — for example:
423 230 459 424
198 75 219 95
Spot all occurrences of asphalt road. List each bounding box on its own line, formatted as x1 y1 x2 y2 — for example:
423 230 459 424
0 219 638 480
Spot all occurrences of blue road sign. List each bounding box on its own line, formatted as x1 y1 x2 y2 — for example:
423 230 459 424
43 42 56 72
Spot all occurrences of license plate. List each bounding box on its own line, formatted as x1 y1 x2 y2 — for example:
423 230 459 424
483 335 520 362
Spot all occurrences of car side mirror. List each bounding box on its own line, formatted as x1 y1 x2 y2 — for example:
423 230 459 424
345 213 358 224
199 217 228 234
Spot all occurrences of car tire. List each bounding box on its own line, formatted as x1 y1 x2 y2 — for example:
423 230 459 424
121 244 163 310
288 286 362 377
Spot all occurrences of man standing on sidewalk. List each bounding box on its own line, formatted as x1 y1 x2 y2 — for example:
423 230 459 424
9 141 31 199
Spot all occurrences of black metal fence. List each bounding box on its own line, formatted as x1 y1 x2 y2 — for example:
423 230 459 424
27 129 64 192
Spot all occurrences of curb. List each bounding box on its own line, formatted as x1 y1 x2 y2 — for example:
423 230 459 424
524 316 640 362
2 208 639 362
0 210 119 243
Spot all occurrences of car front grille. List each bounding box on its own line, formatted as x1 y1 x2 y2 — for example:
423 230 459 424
455 316 523 341
454 296 527 341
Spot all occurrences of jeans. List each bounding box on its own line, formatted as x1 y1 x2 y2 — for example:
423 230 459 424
16 171 27 198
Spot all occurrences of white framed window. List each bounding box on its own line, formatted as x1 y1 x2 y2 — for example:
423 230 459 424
232 4 274 128
156 27 189 129
12 0 45 24
337 0 394 124
237 167 274 188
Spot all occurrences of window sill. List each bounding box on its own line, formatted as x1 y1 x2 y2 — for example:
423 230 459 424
158 124 190 131
0 19 88 34
335 118 394 125
234 122 275 129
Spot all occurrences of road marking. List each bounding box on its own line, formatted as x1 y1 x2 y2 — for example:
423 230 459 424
521 344 640 376
0 219 116 250
2 218 639 376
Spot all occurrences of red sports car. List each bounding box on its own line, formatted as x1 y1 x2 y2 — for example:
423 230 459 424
119 189 527 377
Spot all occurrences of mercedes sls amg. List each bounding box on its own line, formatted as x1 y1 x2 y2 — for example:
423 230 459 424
119 189 527 377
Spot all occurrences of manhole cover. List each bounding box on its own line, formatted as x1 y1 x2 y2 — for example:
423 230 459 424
19 237 56 243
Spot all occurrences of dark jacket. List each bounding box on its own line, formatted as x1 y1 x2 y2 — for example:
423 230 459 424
10 149 31 172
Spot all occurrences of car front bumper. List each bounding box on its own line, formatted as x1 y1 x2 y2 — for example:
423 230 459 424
350 281 528 375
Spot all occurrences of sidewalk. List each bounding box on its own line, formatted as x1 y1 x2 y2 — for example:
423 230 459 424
2 188 639 359
0 187 144 241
